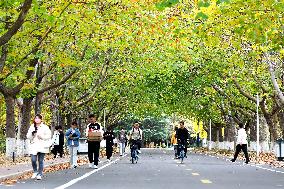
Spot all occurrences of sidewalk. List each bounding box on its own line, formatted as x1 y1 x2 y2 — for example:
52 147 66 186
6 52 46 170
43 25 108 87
0 156 70 180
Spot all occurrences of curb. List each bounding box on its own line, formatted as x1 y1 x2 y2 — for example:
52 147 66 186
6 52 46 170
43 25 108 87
0 160 69 181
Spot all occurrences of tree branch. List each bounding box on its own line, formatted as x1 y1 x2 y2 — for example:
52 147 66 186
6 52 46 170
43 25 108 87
0 44 8 72
267 55 284 104
0 0 32 46
232 77 257 102
37 68 77 94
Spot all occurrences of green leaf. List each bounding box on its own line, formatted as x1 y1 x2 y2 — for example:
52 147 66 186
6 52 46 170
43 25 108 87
216 0 230 5
198 1 210 8
155 0 179 11
195 12 209 20
27 67 35 71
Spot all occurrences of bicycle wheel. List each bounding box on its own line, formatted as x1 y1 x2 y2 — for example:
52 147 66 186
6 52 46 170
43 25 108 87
131 151 135 164
135 150 139 163
132 157 135 164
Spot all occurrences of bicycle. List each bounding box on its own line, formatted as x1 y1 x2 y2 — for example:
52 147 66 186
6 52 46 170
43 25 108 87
130 141 139 164
178 140 186 163
178 142 186 164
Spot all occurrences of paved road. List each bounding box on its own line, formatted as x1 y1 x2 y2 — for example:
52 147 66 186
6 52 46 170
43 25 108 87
1 149 284 189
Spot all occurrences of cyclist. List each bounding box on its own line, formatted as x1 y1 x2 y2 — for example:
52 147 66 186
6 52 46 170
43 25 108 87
176 121 189 158
129 121 143 154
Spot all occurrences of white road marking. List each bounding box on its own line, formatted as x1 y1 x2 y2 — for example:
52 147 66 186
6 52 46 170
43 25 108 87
198 152 284 174
0 160 70 179
54 155 126 189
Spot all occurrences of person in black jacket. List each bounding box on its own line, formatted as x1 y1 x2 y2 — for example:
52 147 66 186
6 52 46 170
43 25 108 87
104 128 115 162
176 121 189 158
51 126 64 158
86 114 102 169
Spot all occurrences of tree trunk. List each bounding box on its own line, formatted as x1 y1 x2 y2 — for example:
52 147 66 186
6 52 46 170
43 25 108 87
4 95 16 157
211 126 218 142
58 110 66 130
263 113 278 142
78 118 84 137
34 93 43 114
18 98 33 156
278 110 284 138
224 125 235 142
66 112 72 130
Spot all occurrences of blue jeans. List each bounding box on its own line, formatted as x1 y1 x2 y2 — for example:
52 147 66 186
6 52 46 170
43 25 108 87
31 153 45 176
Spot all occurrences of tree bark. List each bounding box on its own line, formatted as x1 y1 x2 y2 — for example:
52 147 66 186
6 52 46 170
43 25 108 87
66 113 73 130
4 95 16 157
15 98 33 156
278 110 284 138
4 96 15 138
267 54 284 104
0 0 33 46
20 98 33 140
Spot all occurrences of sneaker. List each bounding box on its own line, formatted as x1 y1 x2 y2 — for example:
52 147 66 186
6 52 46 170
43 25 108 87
231 159 235 162
36 175 42 180
107 159 111 163
31 173 38 179
89 163 93 168
93 165 98 169
72 165 78 169
245 161 250 164
137 150 141 154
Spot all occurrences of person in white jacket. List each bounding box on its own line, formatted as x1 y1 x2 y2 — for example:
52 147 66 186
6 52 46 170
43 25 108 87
26 114 52 180
231 122 250 164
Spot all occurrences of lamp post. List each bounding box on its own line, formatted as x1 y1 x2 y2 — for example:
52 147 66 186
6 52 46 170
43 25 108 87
256 94 260 157
209 119 212 150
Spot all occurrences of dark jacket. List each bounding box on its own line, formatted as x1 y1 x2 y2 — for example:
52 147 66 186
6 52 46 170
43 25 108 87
103 131 115 146
59 130 64 146
176 128 189 143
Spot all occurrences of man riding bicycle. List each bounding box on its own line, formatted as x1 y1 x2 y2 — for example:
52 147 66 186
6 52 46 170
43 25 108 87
176 121 189 158
129 121 143 154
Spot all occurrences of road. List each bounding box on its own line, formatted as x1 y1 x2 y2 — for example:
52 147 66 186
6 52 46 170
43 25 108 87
1 149 284 189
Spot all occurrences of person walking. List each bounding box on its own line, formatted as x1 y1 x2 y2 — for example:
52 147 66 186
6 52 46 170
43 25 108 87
118 128 127 156
171 126 179 159
27 114 52 180
51 126 64 158
231 122 250 164
103 128 115 162
86 114 103 169
66 121 81 168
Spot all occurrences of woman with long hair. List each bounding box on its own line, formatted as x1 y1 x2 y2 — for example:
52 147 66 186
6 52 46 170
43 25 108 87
26 114 52 180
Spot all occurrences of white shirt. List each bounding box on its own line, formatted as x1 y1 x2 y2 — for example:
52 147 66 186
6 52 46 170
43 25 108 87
236 128 248 145
130 128 143 140
52 130 60 145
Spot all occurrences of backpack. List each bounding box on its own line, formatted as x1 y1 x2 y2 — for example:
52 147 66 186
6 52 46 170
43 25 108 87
132 127 142 139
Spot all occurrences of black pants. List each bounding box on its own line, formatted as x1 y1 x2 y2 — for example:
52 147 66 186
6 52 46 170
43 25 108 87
233 144 249 162
131 139 141 150
106 144 113 159
51 145 63 158
88 141 100 165
174 145 178 157
177 141 187 156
